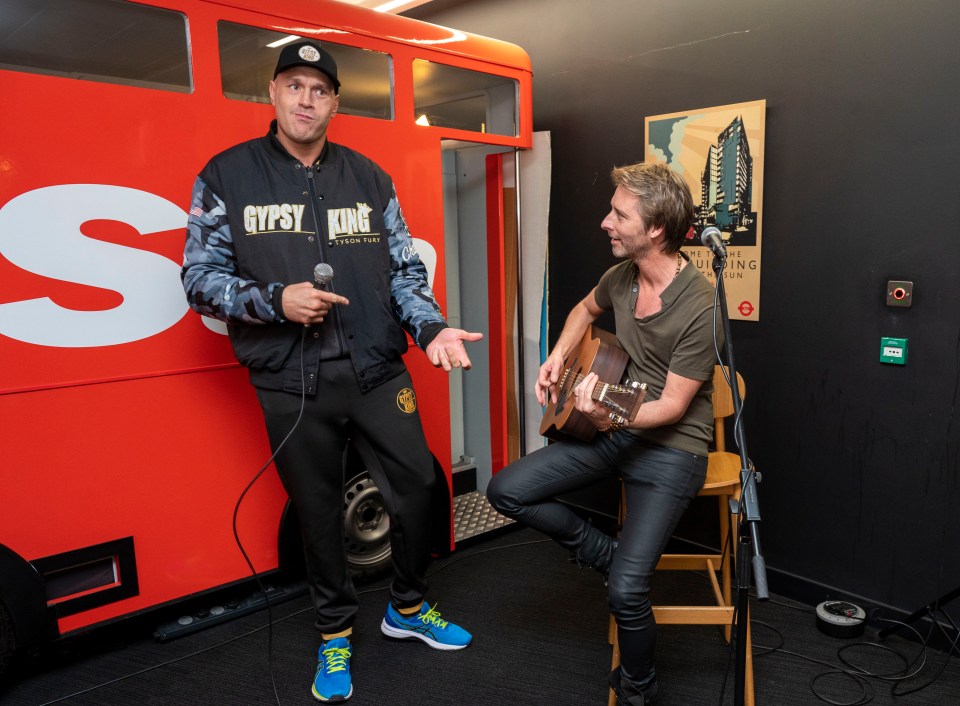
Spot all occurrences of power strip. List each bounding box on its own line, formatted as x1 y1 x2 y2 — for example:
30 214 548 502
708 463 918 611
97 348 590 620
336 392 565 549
153 582 306 642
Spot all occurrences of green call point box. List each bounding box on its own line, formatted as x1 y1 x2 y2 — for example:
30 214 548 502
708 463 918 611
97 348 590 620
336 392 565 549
880 337 908 365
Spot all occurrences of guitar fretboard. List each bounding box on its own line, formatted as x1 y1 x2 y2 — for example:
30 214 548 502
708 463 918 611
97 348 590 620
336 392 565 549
564 372 607 401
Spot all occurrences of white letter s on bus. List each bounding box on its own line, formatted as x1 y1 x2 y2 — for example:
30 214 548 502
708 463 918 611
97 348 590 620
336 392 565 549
0 184 187 347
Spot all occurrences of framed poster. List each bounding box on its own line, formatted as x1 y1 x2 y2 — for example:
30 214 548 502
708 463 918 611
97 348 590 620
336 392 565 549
645 99 766 321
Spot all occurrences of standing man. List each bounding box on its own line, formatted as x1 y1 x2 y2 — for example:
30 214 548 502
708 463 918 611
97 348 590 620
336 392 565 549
487 163 720 705
182 41 479 703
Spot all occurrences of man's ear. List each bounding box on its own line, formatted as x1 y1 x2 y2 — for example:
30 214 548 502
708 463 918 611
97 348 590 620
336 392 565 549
647 223 666 242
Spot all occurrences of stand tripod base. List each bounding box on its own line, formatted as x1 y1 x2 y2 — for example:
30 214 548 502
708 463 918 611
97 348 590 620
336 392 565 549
879 584 960 645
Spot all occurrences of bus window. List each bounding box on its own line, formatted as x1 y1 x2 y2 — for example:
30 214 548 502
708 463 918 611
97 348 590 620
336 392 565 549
0 0 190 92
218 22 393 120
412 59 518 136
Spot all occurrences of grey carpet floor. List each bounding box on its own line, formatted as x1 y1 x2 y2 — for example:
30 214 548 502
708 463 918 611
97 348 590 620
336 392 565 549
2 527 958 705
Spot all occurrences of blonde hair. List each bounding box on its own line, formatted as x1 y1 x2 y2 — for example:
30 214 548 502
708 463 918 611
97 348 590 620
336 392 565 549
610 162 694 254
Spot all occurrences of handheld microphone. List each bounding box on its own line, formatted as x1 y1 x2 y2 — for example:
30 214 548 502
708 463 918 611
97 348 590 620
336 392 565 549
304 263 334 331
700 226 727 259
313 263 334 289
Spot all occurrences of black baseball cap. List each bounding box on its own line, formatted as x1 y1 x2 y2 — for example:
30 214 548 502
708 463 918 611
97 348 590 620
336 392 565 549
273 41 340 92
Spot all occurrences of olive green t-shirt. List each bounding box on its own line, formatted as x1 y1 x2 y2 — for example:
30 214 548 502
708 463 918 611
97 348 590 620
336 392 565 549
593 256 720 455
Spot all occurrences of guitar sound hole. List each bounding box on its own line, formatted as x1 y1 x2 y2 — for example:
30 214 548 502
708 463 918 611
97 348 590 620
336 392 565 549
555 364 580 414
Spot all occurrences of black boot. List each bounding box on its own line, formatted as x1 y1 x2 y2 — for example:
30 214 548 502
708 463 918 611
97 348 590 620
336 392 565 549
609 667 659 705
573 536 618 583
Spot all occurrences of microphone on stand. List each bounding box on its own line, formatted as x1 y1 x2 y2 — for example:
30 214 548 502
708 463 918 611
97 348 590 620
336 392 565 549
700 226 727 259
313 262 334 289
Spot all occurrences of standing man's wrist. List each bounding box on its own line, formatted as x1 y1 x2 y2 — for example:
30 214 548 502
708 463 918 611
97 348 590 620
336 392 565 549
418 322 448 349
271 283 287 322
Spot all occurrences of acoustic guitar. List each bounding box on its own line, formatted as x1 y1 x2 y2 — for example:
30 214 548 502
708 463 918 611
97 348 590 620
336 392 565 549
539 325 647 442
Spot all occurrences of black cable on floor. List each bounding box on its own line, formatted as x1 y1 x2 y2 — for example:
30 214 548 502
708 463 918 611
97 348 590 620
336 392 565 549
749 600 960 704
888 610 960 698
34 537 552 705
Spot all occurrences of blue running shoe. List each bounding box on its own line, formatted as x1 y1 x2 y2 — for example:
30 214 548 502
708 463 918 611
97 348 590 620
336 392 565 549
380 602 472 650
311 637 353 702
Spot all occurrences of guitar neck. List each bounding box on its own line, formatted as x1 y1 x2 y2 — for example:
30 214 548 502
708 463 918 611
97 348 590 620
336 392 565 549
567 373 613 402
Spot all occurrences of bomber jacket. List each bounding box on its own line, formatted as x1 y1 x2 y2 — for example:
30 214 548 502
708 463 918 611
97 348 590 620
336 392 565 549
181 122 447 394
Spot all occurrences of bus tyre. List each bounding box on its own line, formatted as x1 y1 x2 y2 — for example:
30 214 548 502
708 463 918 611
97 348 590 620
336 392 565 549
342 472 392 580
0 598 15 682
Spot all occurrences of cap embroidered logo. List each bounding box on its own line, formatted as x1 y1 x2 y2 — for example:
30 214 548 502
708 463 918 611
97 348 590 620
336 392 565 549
299 46 320 62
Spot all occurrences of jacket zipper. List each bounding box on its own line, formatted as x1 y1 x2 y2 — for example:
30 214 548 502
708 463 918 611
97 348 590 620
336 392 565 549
306 165 348 358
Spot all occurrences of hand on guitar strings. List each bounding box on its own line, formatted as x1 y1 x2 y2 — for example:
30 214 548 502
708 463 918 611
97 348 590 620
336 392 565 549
536 350 568 406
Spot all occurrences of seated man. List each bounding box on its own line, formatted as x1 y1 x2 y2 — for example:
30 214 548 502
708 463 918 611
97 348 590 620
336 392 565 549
488 162 720 705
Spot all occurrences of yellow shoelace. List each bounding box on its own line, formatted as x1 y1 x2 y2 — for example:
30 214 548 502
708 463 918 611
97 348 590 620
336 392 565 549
322 644 351 673
419 604 448 629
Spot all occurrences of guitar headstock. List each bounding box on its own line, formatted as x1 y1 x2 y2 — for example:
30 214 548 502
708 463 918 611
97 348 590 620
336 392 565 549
594 380 647 421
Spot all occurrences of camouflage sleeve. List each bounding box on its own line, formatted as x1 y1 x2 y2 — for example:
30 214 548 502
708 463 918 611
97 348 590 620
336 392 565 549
384 187 447 349
181 176 284 324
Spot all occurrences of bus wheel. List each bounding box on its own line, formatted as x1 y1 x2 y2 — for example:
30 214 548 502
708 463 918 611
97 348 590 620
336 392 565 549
342 472 391 579
0 599 15 681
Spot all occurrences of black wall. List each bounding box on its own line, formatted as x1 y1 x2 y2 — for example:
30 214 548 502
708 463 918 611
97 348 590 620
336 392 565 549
407 0 960 614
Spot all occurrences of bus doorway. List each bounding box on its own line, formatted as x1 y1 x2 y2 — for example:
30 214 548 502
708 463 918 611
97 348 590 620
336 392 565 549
441 135 551 499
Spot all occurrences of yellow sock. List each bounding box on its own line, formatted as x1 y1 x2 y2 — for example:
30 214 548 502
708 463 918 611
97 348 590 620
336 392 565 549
397 602 423 616
321 628 352 641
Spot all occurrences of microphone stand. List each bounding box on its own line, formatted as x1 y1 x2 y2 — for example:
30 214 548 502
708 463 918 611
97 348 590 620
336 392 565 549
711 252 768 706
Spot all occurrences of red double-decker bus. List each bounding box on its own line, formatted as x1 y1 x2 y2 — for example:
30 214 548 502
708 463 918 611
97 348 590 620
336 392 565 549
0 0 534 674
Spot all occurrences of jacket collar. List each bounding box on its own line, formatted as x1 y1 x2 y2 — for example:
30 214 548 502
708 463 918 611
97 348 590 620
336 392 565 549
265 120 332 166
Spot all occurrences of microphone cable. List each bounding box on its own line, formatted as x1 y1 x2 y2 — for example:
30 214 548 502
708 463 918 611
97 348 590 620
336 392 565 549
227 325 311 706
236 268 334 704
710 254 746 451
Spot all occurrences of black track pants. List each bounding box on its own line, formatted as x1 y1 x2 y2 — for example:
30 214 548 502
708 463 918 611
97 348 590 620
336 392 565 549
257 357 435 635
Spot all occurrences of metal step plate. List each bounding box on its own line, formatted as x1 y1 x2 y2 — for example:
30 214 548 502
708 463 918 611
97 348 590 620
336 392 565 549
453 490 514 544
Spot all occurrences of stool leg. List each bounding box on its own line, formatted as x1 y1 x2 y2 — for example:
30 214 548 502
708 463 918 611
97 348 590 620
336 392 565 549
608 622 620 706
745 608 755 706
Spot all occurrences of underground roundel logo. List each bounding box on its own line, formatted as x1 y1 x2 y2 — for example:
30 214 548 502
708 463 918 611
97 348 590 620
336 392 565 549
396 388 417 414
299 45 320 62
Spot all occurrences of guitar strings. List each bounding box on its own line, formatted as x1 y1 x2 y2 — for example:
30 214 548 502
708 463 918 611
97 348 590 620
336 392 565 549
564 372 633 396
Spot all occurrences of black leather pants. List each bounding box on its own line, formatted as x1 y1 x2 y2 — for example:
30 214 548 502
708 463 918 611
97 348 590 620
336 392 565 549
488 433 706 689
